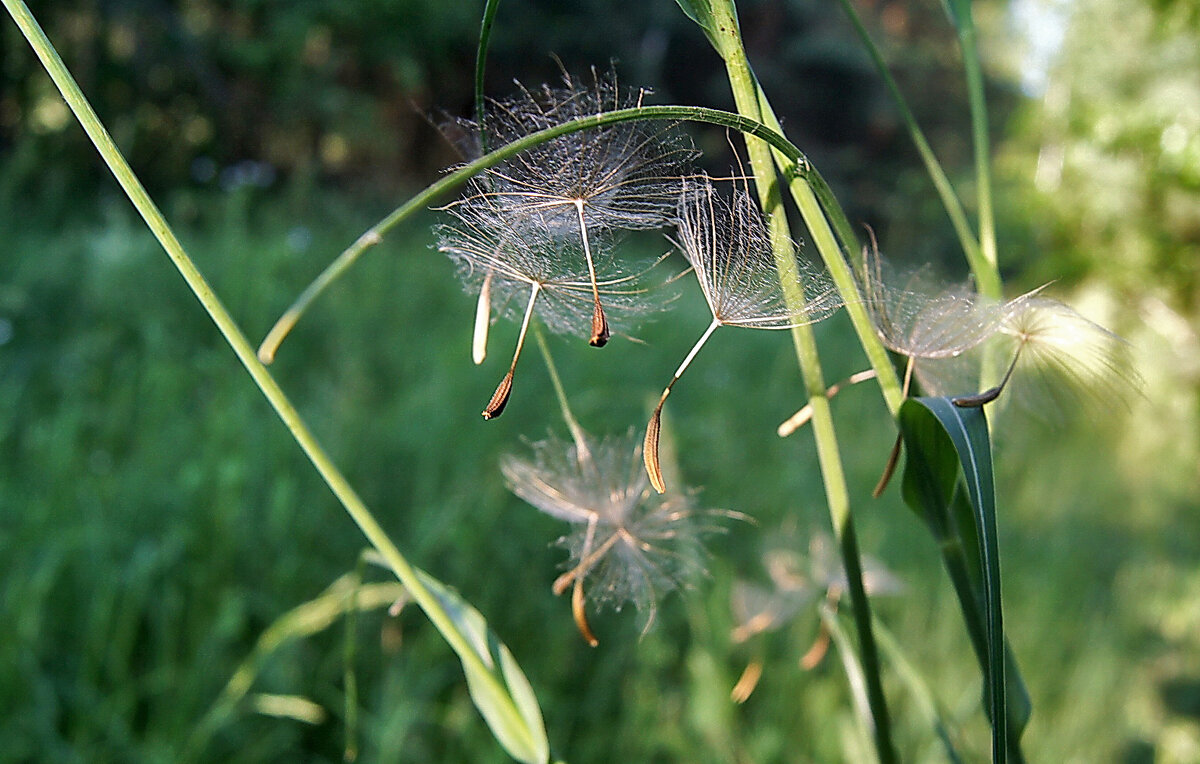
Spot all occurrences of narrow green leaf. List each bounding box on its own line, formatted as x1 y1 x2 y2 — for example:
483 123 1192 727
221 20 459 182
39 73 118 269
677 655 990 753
474 0 502 154
418 571 549 764
899 398 1028 762
672 0 722 49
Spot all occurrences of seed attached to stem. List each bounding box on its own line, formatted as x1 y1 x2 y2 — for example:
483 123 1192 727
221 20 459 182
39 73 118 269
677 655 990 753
482 283 540 420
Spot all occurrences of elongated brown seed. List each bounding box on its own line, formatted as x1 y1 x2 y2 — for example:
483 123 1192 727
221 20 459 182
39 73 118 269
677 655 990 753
572 578 599 647
589 300 609 347
643 398 667 494
482 369 514 419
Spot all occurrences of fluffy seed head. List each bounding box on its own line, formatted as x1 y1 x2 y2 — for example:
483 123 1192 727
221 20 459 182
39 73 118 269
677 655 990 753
676 175 844 329
436 196 667 339
465 68 699 233
501 430 721 625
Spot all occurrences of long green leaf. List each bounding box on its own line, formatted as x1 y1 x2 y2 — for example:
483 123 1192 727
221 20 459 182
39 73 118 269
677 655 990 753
899 398 1029 762
417 570 550 764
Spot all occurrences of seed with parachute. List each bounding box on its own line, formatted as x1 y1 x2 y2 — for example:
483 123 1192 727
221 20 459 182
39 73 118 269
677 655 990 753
644 175 844 493
501 429 729 640
456 68 697 346
438 196 665 418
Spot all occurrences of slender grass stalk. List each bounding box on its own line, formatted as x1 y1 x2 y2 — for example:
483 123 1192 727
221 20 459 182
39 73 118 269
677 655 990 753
707 3 897 761
833 0 999 299
947 0 1001 298
743 85 905 415
533 323 590 462
474 0 503 154
2 3 543 757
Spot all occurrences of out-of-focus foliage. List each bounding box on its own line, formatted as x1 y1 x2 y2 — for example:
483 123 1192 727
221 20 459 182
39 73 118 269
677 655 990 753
1001 0 1200 313
1 0 997 231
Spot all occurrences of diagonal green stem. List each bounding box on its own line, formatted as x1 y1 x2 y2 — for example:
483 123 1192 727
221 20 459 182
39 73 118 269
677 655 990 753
743 82 904 415
708 4 897 761
833 0 999 299
948 0 1001 300
2 2 540 756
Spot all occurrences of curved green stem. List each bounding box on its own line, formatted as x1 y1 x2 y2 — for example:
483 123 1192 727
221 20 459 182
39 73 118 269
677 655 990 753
258 104 824 363
3 1 540 756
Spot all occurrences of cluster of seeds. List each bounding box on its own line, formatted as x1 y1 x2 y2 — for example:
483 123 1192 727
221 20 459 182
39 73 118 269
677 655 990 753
433 71 1137 641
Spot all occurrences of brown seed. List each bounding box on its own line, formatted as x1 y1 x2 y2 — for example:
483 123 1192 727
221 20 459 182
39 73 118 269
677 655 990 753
589 300 610 347
572 578 599 647
643 401 666 494
482 369 514 420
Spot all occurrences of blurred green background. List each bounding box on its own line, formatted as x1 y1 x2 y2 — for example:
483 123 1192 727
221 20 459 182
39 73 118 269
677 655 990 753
2 0 1198 761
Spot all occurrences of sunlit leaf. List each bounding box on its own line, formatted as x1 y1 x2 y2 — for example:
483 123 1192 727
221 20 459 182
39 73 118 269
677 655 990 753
418 571 549 764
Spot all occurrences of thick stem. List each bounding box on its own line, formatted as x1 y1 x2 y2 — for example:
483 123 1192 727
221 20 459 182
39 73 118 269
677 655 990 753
711 4 898 761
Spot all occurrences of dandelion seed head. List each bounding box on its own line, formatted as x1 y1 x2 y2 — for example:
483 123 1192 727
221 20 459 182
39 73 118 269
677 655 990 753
731 530 902 643
675 176 844 329
463 68 698 233
501 430 720 620
436 196 670 339
862 248 1014 359
997 296 1142 418
916 295 1143 421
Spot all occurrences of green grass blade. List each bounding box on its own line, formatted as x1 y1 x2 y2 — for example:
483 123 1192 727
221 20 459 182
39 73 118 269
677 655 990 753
832 0 996 299
474 0 502 154
898 398 1029 762
185 574 406 760
415 569 550 764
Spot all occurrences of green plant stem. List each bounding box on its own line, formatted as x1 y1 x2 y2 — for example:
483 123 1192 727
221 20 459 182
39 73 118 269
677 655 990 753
950 0 1001 300
533 323 589 458
833 0 998 300
3 2 541 757
741 84 904 415
710 5 897 762
474 0 502 153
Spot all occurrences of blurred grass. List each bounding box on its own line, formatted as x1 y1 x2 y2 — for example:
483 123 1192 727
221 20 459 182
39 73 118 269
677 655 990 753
1 173 1197 763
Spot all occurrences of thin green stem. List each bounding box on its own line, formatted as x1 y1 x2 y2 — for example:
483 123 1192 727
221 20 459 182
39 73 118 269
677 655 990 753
949 0 1001 301
3 1 538 755
532 323 589 460
746 82 904 415
834 0 997 299
474 0 502 154
709 4 897 761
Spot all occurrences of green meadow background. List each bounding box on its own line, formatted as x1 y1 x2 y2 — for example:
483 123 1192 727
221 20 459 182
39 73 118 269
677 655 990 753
2 0 1198 761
